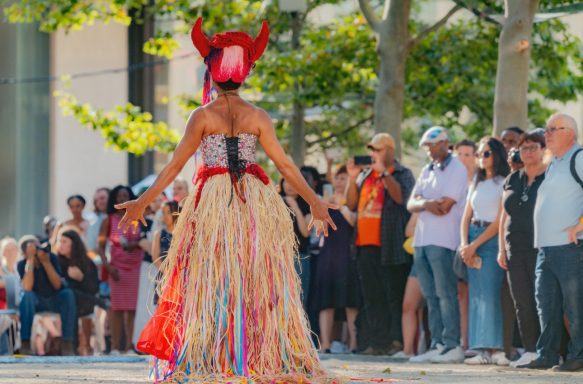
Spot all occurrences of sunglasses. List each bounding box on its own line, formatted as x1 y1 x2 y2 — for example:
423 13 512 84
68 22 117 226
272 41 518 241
476 150 492 159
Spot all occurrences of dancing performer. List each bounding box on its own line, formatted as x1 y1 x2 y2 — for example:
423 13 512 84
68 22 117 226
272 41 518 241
115 17 338 383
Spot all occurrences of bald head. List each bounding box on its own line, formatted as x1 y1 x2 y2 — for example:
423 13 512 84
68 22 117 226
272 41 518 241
545 113 579 156
547 113 578 137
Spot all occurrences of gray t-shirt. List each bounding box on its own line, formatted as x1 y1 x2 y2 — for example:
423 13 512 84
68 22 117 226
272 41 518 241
469 176 504 223
534 144 583 247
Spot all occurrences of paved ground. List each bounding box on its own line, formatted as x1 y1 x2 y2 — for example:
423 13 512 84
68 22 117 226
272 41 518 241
0 354 581 383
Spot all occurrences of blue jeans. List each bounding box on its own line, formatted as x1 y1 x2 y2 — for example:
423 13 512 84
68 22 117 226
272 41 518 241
414 245 460 349
535 243 583 364
19 289 77 342
467 225 504 349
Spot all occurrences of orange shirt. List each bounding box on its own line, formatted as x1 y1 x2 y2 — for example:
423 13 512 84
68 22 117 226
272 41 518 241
356 171 385 246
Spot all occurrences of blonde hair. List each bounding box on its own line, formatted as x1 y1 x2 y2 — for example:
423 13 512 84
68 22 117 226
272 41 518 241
0 237 18 265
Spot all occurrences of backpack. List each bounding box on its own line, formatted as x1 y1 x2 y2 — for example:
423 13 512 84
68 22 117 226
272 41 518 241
570 148 583 189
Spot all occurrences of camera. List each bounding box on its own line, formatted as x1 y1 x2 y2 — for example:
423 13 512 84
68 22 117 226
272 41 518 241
36 242 51 254
510 148 522 164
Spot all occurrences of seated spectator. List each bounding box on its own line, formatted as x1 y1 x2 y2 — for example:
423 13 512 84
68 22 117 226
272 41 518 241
18 235 76 355
0 238 21 355
57 230 99 355
0 237 21 309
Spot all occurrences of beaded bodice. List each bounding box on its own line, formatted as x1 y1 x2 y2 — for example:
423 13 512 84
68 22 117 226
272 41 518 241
201 133 257 168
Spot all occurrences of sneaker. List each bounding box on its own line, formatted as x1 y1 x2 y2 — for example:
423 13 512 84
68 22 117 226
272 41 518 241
464 351 492 365
109 349 121 356
330 341 349 354
510 352 538 368
464 349 479 358
124 349 138 356
392 351 414 359
431 346 464 364
409 344 444 363
492 351 510 366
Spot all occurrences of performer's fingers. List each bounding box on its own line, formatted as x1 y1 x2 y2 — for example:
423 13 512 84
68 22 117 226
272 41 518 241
140 216 148 228
307 219 314 231
132 221 139 235
326 215 337 231
114 202 128 210
118 216 127 230
322 222 329 237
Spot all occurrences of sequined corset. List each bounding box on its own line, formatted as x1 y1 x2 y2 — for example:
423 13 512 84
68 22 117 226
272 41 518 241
201 132 257 174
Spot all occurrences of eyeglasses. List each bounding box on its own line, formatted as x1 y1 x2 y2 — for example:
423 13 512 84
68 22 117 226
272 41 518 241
519 144 541 153
544 126 567 135
476 150 492 159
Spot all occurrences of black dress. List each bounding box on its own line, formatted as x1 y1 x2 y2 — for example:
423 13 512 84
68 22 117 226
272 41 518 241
311 209 361 312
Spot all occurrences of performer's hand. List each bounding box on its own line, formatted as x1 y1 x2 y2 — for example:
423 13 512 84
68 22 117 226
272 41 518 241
308 199 339 237
115 200 147 235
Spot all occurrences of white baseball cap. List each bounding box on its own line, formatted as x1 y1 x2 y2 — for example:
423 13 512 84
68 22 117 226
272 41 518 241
419 126 449 147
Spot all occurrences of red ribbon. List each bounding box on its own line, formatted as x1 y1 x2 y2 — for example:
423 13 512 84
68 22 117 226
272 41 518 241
194 163 269 208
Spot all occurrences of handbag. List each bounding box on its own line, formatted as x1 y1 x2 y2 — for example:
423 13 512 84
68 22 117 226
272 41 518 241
453 249 467 281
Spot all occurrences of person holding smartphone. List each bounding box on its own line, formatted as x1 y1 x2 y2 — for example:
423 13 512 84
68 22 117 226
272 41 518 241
346 133 415 355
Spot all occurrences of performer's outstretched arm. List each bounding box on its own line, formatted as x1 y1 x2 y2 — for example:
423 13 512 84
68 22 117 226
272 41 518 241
256 109 337 236
116 108 207 233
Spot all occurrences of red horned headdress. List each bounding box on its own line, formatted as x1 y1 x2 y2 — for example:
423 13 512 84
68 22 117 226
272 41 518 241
191 17 269 105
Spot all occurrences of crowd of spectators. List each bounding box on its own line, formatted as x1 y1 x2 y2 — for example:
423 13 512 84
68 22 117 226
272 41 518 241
1 112 582 374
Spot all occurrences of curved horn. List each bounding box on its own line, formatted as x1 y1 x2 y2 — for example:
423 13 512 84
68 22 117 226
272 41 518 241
252 21 269 61
191 17 211 58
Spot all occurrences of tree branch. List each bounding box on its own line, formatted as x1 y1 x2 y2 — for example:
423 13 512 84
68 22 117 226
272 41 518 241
358 0 381 32
306 115 373 145
409 5 462 49
450 0 503 26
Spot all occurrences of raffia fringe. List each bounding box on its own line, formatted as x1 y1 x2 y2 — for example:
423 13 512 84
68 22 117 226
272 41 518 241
151 173 337 382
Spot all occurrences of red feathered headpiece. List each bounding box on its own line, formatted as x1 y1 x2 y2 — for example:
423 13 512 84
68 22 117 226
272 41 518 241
191 17 269 104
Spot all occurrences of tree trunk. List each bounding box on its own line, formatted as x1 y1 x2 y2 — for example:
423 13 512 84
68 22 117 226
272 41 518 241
493 0 539 136
374 0 410 159
290 11 306 165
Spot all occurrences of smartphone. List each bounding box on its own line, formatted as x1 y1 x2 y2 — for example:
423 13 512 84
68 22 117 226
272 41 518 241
322 183 333 198
354 155 372 166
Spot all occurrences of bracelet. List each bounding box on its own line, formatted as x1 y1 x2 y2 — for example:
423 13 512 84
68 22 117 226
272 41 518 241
24 261 34 273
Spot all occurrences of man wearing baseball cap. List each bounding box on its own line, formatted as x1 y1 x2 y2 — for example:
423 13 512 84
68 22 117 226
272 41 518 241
346 133 415 355
407 126 468 363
